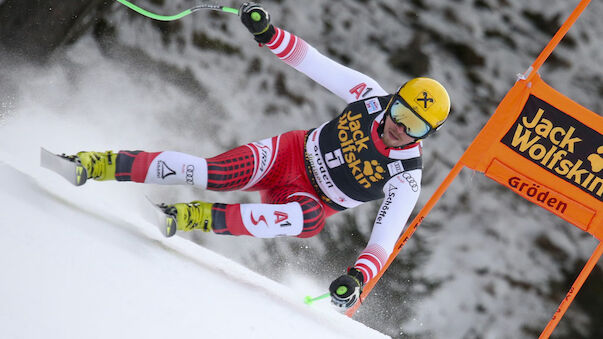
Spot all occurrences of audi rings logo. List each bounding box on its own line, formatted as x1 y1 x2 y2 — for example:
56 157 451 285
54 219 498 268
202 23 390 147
185 165 195 185
402 172 419 192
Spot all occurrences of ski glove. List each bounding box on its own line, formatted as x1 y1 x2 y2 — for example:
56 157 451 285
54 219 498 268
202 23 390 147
329 268 365 309
240 2 276 44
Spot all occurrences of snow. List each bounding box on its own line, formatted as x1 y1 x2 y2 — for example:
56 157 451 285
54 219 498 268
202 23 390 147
0 154 387 339
1 0 602 337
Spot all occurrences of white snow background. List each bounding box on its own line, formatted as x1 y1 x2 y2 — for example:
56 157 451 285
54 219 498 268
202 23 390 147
1 0 602 338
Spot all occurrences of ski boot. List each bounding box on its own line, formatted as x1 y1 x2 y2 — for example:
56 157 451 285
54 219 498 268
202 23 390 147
40 148 116 186
76 151 117 184
157 201 213 237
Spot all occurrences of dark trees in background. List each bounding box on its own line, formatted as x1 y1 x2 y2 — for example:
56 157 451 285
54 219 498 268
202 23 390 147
0 0 111 62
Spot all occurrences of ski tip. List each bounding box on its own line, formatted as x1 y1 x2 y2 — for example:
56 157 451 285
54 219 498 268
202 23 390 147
40 147 88 187
75 164 88 186
146 197 178 238
164 214 177 237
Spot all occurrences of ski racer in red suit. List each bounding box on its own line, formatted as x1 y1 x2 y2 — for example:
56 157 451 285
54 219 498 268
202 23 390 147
67 3 451 309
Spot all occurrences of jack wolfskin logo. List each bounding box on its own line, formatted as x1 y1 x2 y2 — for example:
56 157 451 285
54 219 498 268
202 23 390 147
337 110 378 188
157 161 175 179
363 160 386 184
588 146 603 173
501 95 602 201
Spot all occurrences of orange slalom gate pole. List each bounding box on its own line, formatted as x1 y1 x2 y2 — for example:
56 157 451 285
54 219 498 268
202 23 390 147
346 162 465 317
539 242 603 339
528 0 591 76
527 0 597 336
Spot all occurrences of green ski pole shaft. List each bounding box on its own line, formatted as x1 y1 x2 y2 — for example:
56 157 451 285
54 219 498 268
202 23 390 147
115 0 239 21
304 292 330 305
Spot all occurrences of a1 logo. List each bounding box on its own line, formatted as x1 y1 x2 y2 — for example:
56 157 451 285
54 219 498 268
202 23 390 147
274 211 291 227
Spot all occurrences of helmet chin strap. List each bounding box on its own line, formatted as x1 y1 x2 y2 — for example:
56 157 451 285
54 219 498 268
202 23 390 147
390 140 419 149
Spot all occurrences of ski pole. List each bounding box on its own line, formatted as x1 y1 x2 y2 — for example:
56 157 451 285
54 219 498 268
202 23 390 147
115 0 240 21
304 292 329 305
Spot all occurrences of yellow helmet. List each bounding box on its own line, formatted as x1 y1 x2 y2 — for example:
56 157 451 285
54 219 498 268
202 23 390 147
387 77 451 139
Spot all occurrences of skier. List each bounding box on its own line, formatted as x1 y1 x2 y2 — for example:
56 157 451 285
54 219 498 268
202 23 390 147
63 3 450 309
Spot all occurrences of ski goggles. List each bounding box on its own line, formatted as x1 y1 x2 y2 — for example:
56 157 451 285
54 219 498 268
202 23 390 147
388 97 433 139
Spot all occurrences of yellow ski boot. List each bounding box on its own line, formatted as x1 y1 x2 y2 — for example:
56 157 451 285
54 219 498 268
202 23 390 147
157 201 213 237
76 151 117 183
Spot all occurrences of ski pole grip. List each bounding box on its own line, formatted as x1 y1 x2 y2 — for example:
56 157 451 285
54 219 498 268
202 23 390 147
251 11 261 21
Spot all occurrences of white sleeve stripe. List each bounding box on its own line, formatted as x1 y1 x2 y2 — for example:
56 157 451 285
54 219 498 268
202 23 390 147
353 244 389 283
356 266 371 283
266 29 309 67
266 27 283 48
356 258 378 276
279 34 298 59
268 31 292 55
284 39 308 67
361 245 388 264
358 252 382 270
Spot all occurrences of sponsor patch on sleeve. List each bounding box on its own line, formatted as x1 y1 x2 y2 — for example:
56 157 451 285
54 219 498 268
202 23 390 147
364 98 382 114
387 160 404 176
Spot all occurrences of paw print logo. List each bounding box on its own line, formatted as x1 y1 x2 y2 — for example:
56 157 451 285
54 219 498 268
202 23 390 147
363 160 386 182
587 145 603 173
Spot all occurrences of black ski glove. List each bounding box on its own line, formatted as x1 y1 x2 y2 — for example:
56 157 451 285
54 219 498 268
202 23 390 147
239 2 276 44
329 268 365 309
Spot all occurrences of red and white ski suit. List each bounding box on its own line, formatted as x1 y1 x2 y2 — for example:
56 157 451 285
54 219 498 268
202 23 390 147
114 27 422 285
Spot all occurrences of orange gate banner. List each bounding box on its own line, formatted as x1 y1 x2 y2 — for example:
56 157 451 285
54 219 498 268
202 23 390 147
347 1 600 337
460 73 603 239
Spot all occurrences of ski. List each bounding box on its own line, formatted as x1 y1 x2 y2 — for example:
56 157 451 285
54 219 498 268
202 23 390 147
145 196 178 238
40 147 87 186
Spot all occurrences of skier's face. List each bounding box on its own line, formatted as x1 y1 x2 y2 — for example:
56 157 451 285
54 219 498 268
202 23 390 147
382 113 418 147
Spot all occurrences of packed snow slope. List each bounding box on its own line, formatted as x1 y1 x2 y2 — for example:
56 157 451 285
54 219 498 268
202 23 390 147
1 0 603 337
0 160 387 338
